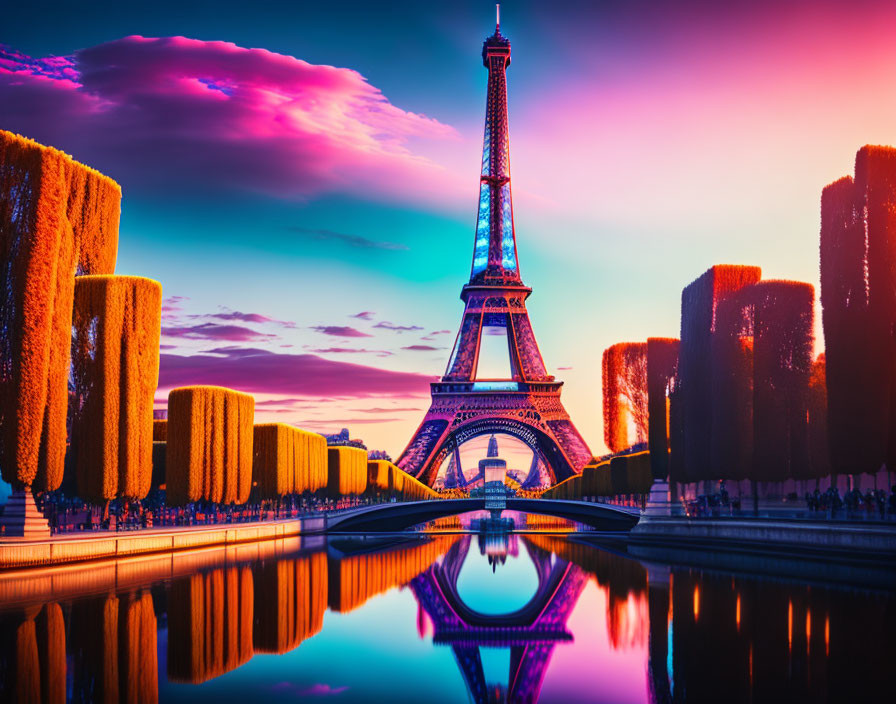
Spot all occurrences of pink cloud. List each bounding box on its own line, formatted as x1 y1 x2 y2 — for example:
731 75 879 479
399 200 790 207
310 347 392 357
311 325 372 338
158 346 432 398
162 323 275 341
351 311 375 320
374 321 424 333
402 344 442 351
196 308 295 328
0 37 462 204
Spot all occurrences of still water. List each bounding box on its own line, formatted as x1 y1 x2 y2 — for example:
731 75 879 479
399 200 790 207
0 514 893 703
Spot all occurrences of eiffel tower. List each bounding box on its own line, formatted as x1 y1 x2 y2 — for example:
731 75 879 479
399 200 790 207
397 13 592 487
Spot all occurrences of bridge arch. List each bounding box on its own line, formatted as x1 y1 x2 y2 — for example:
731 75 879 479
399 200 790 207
324 498 640 533
425 416 577 488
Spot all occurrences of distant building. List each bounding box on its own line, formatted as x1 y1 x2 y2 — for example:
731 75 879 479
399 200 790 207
324 428 367 449
153 409 168 420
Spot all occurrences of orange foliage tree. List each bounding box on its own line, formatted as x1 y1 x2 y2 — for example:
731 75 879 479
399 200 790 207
602 342 648 452
252 423 327 499
0 130 120 492
70 275 162 506
166 386 255 506
646 338 679 480
751 280 814 481
678 265 762 482
710 289 755 481
821 146 896 476
325 446 368 498
152 419 167 441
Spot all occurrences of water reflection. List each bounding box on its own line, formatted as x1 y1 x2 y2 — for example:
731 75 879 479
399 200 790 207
0 526 892 703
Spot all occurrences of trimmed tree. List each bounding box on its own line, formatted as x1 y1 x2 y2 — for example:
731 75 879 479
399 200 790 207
0 131 119 524
166 386 255 506
252 423 327 500
326 446 368 498
679 265 762 483
820 146 896 477
646 338 679 480
751 280 815 481
70 275 162 511
602 342 649 452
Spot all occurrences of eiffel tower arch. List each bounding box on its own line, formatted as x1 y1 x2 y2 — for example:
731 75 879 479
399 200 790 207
396 17 592 487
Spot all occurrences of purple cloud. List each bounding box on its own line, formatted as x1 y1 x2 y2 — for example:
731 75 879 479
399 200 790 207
159 347 432 398
352 311 375 320
311 325 373 338
374 321 424 333
197 309 295 328
356 407 421 413
310 347 392 357
162 323 276 341
0 37 459 203
402 344 442 351
300 418 402 427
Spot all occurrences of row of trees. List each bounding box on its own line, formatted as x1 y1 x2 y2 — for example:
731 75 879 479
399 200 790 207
152 405 438 507
598 144 896 493
0 130 436 534
542 451 653 499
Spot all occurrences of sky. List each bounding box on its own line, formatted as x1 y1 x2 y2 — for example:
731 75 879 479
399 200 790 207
2 0 895 464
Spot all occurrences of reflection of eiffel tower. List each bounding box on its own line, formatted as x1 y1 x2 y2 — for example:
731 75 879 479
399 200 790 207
410 536 587 703
396 13 591 487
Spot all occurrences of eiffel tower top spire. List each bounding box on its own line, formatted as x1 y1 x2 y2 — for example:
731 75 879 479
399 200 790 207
470 10 520 287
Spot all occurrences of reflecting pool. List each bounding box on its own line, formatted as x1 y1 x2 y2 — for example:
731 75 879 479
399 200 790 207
0 518 893 703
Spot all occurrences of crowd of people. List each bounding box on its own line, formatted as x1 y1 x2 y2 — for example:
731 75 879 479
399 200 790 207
804 486 896 518
37 489 378 534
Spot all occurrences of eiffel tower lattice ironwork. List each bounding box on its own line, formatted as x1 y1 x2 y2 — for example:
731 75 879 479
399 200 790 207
397 16 592 487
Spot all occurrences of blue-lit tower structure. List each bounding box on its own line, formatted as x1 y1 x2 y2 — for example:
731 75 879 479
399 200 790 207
397 15 592 487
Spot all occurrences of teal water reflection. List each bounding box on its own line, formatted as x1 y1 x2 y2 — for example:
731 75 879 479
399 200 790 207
0 521 893 703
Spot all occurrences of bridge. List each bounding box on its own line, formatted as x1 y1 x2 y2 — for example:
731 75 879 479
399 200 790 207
325 498 640 533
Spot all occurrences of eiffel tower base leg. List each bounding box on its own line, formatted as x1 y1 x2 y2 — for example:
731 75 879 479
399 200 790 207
0 487 51 539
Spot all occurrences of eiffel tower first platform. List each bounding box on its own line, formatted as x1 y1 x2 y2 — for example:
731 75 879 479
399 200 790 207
397 15 592 487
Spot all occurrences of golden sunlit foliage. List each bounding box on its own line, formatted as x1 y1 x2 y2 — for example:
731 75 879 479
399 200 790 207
0 130 120 491
152 420 167 442
168 567 254 684
327 536 456 613
326 446 368 497
679 265 762 482
253 553 327 654
366 459 391 491
252 423 327 499
166 386 255 506
646 338 679 480
602 342 648 453
70 275 162 504
821 146 896 476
